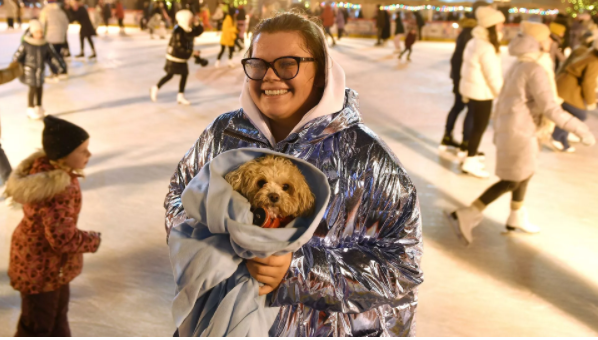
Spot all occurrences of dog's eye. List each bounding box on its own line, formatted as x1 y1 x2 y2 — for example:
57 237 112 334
258 180 267 188
282 184 289 191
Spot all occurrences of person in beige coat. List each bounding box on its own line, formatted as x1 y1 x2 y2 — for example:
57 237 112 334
5 0 19 29
447 21 596 245
458 6 505 178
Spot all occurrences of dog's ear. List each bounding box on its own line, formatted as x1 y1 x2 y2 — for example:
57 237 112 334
225 162 258 197
296 179 316 217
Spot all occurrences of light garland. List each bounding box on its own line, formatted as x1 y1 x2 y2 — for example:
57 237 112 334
316 2 559 16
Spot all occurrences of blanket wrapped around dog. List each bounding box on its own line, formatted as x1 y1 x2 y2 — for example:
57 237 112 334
168 148 331 337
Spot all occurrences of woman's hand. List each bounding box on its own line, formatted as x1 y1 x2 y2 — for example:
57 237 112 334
246 253 293 296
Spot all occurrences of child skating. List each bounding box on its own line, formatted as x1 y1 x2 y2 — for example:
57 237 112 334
399 27 417 61
150 9 204 105
12 20 65 120
215 9 238 68
5 115 101 336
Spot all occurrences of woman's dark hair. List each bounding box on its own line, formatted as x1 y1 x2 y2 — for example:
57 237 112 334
487 25 500 53
246 12 328 86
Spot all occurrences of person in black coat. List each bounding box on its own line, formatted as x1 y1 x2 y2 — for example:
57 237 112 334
69 0 97 58
12 20 65 119
150 10 203 105
440 1 489 154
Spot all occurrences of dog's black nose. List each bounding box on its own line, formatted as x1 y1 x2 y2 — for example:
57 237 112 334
268 193 279 203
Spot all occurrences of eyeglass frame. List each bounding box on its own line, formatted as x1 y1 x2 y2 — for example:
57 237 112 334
241 56 316 81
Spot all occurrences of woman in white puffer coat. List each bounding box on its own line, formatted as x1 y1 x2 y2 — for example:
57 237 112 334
459 6 505 178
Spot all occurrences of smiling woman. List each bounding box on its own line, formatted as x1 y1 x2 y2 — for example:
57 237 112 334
165 12 423 337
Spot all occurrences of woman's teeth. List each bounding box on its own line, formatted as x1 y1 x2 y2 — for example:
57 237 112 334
264 89 289 96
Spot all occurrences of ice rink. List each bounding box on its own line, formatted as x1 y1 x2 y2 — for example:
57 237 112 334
1 24 598 336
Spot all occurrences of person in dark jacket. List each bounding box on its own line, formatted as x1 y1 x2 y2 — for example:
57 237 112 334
12 20 65 120
150 10 203 105
398 26 416 61
69 0 97 59
439 1 489 154
393 10 405 52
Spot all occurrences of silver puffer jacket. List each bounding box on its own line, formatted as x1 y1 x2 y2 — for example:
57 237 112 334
164 89 423 336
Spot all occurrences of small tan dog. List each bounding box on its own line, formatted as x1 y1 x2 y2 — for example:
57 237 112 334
225 155 315 228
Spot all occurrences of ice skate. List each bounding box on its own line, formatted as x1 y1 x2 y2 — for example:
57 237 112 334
27 107 43 120
150 86 158 102
215 60 220 68
177 93 190 105
460 157 489 178
35 106 46 117
568 134 581 143
75 52 85 58
58 73 69 80
89 53 97 60
438 134 460 152
506 207 540 233
445 206 484 245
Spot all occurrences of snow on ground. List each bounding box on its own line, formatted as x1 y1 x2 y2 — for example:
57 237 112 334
1 23 598 336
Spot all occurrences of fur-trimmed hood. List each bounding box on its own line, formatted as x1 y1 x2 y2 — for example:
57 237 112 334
4 151 72 204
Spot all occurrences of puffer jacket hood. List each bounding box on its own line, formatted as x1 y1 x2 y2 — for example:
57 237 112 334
509 34 541 57
4 151 71 204
240 25 346 147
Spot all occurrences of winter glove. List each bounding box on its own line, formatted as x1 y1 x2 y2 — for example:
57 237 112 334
586 103 597 111
462 96 469 103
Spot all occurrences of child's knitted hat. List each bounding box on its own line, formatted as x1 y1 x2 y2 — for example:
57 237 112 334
42 116 90 160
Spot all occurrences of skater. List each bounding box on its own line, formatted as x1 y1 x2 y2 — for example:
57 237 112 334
148 1 169 39
69 0 97 59
215 9 237 68
458 6 505 178
165 12 422 337
12 20 65 120
212 1 225 33
446 21 595 245
114 0 125 35
5 0 18 29
235 5 246 49
246 8 260 39
150 9 203 105
39 0 70 78
440 1 488 155
551 37 598 152
99 0 112 35
398 26 417 61
5 115 101 336
548 22 566 72
375 6 390 46
336 5 345 40
393 10 405 52
320 1 335 46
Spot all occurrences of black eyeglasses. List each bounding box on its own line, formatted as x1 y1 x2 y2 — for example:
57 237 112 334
241 56 316 81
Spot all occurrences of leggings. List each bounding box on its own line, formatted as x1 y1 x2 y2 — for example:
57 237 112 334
337 28 344 39
467 99 493 157
324 27 336 44
445 91 474 141
399 46 412 59
157 73 188 93
28 86 43 107
79 35 96 54
478 176 532 206
217 45 234 60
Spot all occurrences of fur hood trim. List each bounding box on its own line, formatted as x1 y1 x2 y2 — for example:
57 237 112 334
4 151 71 204
24 36 47 46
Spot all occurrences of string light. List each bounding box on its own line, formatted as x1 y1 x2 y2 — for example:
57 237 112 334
317 2 559 15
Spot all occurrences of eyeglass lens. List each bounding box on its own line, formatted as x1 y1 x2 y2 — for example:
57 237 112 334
244 58 299 80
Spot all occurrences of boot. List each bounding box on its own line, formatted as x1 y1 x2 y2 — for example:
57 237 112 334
460 156 489 178
439 134 460 151
35 106 45 118
89 52 97 59
150 85 158 102
75 52 85 58
27 107 43 120
446 205 484 245
177 93 190 105
506 207 540 233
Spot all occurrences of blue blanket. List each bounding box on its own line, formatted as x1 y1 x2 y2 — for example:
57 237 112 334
168 148 331 337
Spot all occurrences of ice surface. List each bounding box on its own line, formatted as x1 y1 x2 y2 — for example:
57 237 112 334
1 23 597 336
